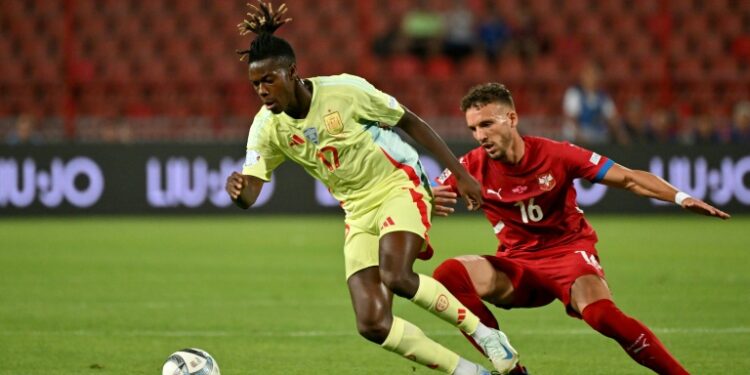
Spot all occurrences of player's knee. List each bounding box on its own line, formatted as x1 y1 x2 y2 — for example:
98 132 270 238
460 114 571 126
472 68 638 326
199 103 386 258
581 299 618 333
379 268 418 298
355 315 391 344
432 258 472 293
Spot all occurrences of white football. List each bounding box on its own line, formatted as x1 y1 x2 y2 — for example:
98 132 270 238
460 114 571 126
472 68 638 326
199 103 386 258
162 348 220 375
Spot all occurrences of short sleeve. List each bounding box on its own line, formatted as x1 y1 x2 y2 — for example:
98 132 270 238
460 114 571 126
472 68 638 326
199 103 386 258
241 111 285 181
559 142 614 182
350 77 406 126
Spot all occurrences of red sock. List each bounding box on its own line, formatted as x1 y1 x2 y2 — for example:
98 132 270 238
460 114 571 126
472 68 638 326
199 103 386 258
582 299 689 375
433 259 499 355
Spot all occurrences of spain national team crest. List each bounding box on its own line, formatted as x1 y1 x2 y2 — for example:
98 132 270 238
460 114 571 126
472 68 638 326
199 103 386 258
324 111 344 135
537 172 556 191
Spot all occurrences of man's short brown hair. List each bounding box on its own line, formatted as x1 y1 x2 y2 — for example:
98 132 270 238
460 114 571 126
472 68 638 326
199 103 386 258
460 83 515 112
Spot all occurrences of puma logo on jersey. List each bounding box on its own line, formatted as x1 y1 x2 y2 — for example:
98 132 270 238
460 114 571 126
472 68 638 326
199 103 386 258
486 188 502 199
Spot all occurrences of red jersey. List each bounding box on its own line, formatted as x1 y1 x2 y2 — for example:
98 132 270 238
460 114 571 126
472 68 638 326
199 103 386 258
438 136 614 258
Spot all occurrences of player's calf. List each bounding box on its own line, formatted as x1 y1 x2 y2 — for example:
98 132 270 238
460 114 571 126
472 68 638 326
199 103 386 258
582 299 689 375
434 259 520 374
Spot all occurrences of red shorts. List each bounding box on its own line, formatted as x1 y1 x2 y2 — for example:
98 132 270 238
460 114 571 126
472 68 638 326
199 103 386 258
484 244 605 318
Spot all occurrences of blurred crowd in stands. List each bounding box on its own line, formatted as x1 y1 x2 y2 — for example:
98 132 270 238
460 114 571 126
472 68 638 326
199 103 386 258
1 0 749 145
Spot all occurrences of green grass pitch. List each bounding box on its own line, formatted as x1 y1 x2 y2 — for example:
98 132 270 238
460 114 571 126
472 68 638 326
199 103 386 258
1 215 748 374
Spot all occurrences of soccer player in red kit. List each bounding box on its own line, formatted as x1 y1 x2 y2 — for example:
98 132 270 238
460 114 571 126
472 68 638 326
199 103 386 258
432 83 730 374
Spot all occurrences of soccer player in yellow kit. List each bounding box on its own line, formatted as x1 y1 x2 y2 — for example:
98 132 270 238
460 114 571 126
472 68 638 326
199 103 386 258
224 2 521 375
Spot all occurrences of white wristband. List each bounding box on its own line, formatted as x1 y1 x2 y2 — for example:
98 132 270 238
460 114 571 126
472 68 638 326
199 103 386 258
674 192 691 206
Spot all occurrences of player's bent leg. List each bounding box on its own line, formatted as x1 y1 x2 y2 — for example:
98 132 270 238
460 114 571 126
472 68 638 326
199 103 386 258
378 231 423 298
347 266 394 343
433 258 503 342
380 232 519 374
433 257 520 375
571 275 689 375
380 232 484 333
379 232 480 331
348 266 493 374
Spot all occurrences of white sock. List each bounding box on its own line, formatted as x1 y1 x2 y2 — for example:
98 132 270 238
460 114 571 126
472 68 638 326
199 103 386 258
452 357 485 375
470 322 495 342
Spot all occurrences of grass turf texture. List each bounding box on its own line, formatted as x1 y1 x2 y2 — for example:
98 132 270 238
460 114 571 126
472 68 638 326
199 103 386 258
1 215 748 374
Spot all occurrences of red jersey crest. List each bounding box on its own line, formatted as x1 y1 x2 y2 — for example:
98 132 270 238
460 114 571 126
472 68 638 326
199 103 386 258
537 172 556 191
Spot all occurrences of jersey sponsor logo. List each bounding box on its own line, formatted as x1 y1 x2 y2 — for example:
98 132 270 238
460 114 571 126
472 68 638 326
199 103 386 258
288 134 305 147
0 157 104 208
537 172 556 191
590 152 602 165
437 168 452 184
244 150 261 168
323 111 344 135
486 188 503 199
303 128 319 145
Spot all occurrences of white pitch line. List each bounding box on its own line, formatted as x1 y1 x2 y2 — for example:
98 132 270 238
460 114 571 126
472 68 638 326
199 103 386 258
2 327 749 338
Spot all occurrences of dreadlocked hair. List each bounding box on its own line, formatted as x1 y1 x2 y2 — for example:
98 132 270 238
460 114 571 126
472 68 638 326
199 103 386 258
236 1 295 65
460 83 515 112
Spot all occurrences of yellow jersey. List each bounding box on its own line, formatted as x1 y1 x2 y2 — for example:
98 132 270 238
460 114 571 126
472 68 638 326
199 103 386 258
242 74 431 216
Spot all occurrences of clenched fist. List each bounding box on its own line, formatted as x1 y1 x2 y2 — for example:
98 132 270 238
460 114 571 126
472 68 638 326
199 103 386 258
226 171 247 200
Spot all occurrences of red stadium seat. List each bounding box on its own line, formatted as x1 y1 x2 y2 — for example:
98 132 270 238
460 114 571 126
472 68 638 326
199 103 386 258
496 55 526 85
0 60 25 85
604 58 632 84
531 57 560 84
2 0 748 141
731 35 750 63
459 56 492 84
387 55 423 81
674 59 705 83
425 56 456 81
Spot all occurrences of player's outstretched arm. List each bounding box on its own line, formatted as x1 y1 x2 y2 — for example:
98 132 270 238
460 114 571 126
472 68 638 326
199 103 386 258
225 172 265 209
600 163 731 219
396 108 483 210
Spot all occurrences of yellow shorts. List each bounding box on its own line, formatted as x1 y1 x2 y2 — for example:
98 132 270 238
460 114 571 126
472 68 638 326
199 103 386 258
343 185 433 279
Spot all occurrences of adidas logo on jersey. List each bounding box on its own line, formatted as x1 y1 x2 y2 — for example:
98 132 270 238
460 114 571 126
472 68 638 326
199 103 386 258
380 216 395 230
288 134 305 147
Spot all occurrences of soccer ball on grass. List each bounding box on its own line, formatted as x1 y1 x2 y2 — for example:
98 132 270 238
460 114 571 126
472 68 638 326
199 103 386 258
162 348 220 375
